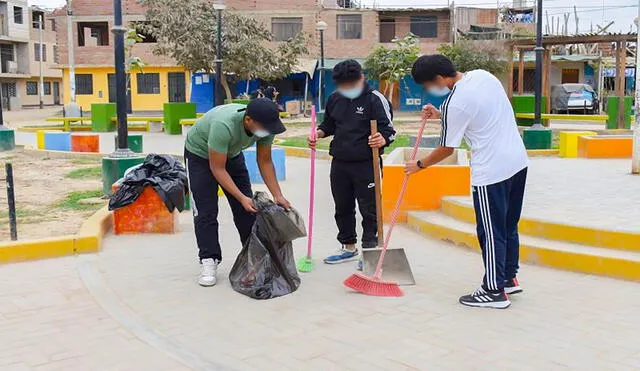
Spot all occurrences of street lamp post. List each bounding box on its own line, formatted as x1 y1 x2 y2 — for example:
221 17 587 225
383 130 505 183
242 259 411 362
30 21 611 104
67 0 76 104
632 12 640 174
112 0 129 152
316 20 327 112
533 0 544 128
213 4 226 107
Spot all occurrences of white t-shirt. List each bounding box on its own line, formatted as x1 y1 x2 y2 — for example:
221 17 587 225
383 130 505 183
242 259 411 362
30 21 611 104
439 69 528 186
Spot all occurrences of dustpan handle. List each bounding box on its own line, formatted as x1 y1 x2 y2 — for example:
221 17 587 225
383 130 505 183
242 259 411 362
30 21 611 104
373 117 429 279
370 120 385 249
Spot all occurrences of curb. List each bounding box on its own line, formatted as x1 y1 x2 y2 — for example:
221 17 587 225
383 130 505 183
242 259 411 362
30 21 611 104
0 206 112 264
441 197 640 252
407 212 640 282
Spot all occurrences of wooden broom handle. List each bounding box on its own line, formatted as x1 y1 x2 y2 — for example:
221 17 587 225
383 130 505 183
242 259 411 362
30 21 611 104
370 120 384 248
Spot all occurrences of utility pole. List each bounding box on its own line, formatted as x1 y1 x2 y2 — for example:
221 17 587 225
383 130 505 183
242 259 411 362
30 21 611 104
38 14 44 109
66 0 75 104
113 0 128 151
632 7 640 174
533 0 543 127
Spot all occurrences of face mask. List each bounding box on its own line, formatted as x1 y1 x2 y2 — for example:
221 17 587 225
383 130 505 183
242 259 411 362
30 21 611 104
252 129 270 138
338 86 363 100
428 86 451 97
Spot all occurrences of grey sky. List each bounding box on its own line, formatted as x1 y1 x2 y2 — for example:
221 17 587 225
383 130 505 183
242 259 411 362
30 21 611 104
29 0 638 33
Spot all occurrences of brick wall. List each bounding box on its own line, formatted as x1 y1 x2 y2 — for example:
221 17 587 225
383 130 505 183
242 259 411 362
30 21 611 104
319 9 379 59
226 0 318 11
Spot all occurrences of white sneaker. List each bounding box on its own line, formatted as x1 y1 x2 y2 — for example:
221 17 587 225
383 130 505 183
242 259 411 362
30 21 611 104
199 258 218 287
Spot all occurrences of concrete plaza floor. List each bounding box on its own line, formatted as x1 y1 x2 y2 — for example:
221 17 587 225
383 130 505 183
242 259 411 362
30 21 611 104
1 156 640 370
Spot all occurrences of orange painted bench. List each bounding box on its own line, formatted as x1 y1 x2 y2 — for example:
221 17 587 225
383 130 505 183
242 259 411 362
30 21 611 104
577 135 633 158
112 184 178 235
70 133 100 153
382 148 470 223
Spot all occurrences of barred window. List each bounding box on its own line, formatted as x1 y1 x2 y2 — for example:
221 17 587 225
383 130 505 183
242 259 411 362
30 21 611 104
76 74 93 95
44 82 51 95
137 73 160 94
26 81 38 95
272 18 303 41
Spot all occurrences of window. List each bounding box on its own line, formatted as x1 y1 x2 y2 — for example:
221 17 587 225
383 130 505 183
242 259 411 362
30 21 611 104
26 81 38 95
13 7 23 24
137 73 160 94
77 22 109 46
337 14 362 39
53 45 59 63
50 19 56 32
32 10 44 29
271 17 303 41
43 82 51 95
76 74 93 95
379 19 395 43
410 15 438 38
34 43 47 62
6 83 17 97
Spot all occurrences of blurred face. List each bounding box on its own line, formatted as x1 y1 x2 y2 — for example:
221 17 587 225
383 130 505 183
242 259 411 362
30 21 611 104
244 116 270 138
337 74 365 99
423 75 451 97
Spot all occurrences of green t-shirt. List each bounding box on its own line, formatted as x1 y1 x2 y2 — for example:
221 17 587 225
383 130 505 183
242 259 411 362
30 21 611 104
185 104 275 159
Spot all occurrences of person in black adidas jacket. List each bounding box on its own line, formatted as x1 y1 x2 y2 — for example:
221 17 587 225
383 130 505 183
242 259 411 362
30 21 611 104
308 59 396 266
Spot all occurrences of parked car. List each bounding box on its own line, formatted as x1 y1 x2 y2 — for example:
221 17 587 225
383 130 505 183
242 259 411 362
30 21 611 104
550 83 599 114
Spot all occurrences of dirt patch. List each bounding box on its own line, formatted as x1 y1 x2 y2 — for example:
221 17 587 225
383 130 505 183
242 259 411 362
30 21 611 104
0 149 105 242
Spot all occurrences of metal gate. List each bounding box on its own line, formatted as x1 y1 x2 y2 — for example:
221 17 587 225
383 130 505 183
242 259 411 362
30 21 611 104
168 72 186 102
107 74 132 111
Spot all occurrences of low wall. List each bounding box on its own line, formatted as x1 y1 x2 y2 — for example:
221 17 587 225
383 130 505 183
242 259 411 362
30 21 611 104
382 147 470 223
577 135 633 158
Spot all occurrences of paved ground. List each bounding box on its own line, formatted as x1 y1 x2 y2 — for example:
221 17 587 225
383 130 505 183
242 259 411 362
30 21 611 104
453 157 640 232
2 156 640 370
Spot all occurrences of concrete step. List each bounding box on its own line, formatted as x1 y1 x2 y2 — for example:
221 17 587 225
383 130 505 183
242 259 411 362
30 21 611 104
441 196 640 253
407 210 640 281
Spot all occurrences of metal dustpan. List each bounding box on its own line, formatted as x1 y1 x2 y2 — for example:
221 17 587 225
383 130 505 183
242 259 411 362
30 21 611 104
361 247 416 286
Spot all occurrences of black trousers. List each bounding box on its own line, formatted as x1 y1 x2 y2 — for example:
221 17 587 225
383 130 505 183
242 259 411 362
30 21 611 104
472 167 527 292
184 149 255 262
330 159 379 248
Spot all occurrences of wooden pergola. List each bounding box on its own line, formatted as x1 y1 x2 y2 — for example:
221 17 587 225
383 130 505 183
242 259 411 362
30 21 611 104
506 33 638 128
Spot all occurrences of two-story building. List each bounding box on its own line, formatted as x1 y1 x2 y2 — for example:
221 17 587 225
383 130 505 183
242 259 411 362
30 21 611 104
52 0 190 112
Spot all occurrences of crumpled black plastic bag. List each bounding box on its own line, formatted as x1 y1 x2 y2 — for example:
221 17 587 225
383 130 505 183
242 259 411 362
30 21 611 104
108 154 188 213
229 192 307 300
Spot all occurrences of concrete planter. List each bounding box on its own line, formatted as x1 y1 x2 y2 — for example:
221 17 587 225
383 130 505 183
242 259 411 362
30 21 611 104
382 147 470 222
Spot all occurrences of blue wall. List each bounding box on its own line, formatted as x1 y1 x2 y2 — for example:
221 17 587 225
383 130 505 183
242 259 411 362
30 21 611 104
399 76 448 112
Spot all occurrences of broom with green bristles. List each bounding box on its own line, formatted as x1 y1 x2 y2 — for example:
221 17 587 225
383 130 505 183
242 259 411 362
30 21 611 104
296 106 318 273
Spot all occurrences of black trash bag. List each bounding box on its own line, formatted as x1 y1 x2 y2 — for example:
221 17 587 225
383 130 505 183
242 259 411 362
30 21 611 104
108 154 188 213
229 192 307 300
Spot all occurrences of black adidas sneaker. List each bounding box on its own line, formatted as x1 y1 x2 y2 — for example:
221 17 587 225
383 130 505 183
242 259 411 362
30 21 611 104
459 286 511 309
504 278 523 295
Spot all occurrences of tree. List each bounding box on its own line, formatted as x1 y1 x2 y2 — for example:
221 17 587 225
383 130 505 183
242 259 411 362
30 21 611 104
364 34 420 102
438 40 507 76
139 0 310 101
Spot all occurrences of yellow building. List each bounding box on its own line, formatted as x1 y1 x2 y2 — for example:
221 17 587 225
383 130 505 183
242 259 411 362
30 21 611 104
61 66 190 111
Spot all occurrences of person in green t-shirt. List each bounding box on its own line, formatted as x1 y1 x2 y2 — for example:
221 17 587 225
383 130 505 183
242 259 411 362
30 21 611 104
184 98 291 287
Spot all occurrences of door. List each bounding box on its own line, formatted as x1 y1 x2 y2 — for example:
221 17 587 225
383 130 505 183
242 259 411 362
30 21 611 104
53 82 60 105
108 73 132 111
0 83 9 109
561 69 580 84
168 72 186 102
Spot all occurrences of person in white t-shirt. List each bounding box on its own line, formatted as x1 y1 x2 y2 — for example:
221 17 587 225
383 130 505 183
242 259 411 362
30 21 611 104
405 54 529 309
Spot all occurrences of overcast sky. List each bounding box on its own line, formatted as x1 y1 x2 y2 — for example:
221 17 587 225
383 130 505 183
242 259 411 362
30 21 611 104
29 0 638 33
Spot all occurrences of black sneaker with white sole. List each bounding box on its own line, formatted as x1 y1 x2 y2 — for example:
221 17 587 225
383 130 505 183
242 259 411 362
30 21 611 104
504 277 523 295
459 286 511 309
